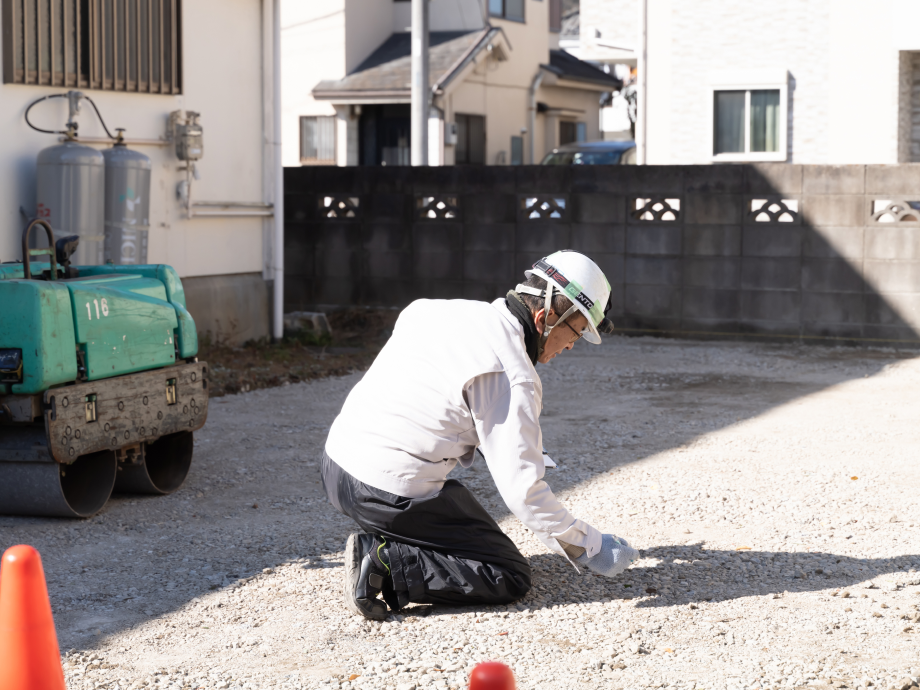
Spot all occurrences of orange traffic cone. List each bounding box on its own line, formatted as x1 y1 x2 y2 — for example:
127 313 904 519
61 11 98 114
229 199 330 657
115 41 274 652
468 661 516 690
0 545 67 690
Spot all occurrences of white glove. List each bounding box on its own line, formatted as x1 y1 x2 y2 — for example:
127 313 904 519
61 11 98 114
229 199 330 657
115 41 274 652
574 534 638 578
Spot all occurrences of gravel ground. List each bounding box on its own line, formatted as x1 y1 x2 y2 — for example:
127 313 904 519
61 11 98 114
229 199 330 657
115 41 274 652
2 336 920 690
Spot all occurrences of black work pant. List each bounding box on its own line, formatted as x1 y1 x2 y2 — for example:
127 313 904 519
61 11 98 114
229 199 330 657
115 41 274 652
321 452 531 609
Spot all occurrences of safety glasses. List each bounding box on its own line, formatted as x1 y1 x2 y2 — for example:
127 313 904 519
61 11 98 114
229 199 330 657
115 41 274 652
560 320 583 344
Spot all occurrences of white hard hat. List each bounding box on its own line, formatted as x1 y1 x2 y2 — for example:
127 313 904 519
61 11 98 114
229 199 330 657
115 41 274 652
520 250 612 344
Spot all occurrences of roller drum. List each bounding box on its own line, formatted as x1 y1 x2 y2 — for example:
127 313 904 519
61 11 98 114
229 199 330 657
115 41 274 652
0 426 115 518
114 431 194 495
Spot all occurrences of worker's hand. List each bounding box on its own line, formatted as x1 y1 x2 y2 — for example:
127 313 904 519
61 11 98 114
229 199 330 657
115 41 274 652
574 534 638 578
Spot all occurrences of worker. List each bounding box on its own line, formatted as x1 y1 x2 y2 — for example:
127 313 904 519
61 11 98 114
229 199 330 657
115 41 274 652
322 250 638 619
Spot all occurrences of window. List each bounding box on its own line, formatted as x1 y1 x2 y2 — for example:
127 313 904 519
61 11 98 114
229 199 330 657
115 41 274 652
2 0 182 93
455 114 485 165
510 135 523 165
714 90 780 154
709 70 787 161
489 0 524 22
559 121 585 146
300 116 336 165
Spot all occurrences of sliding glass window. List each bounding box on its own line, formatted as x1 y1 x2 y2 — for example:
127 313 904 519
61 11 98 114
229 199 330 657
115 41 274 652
713 88 782 158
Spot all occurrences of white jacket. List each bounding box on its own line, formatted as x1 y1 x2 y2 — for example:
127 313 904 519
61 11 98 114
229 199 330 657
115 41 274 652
325 298 602 559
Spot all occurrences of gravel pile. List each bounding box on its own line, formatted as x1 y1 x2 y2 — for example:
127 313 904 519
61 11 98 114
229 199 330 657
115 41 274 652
2 336 919 690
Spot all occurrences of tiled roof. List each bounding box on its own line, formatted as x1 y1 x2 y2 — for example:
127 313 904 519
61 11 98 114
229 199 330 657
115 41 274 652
313 30 489 99
544 49 622 89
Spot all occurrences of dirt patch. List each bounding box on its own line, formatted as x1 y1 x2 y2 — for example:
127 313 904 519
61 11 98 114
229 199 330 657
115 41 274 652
198 308 399 398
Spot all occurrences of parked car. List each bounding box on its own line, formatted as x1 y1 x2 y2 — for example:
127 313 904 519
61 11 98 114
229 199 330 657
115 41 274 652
541 140 637 165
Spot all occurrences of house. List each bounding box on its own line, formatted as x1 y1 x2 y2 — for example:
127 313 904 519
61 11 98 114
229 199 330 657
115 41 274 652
0 0 283 343
558 0 637 141
591 0 920 164
281 0 620 167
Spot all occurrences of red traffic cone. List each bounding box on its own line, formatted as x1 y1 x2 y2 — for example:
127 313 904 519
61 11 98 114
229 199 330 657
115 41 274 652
0 545 67 690
469 661 516 690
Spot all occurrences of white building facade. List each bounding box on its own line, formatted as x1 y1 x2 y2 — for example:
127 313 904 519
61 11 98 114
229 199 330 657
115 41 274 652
639 0 920 164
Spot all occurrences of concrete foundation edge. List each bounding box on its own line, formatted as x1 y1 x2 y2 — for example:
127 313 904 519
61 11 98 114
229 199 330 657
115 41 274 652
183 273 270 347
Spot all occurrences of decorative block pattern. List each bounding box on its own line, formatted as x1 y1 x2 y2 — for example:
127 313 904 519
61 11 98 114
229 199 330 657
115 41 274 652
749 198 800 223
320 196 359 219
521 196 567 220
871 200 920 223
633 198 681 221
417 195 459 220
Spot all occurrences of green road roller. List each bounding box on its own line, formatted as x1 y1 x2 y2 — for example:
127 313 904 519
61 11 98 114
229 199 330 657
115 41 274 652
0 220 209 518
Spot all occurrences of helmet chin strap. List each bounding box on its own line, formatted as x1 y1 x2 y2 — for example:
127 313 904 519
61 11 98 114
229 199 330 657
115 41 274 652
516 282 580 359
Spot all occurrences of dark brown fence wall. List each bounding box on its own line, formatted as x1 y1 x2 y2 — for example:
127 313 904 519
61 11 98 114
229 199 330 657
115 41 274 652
284 164 920 345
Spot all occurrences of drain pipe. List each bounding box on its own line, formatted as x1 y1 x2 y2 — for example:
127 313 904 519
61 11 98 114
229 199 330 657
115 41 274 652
636 0 648 164
271 0 284 340
528 70 544 164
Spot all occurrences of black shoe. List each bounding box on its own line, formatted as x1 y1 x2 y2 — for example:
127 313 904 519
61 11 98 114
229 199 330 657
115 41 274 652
344 533 391 620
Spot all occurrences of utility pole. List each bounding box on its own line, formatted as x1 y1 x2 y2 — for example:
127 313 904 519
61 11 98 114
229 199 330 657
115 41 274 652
411 0 429 165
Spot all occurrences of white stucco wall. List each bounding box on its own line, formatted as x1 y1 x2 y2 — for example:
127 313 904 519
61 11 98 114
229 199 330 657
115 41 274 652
642 0 920 164
281 2 345 167
580 0 639 56
825 0 920 164
0 0 267 277
344 0 397 74
392 0 485 33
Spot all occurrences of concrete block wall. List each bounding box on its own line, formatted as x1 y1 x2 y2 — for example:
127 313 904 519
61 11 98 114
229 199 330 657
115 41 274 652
284 164 920 345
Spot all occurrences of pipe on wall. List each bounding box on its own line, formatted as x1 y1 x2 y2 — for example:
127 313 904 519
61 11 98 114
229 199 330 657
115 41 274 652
272 0 284 340
528 71 544 164
636 0 648 164
262 0 284 340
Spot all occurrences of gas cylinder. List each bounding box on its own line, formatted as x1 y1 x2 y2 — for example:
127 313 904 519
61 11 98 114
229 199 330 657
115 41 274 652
35 141 105 265
103 140 151 265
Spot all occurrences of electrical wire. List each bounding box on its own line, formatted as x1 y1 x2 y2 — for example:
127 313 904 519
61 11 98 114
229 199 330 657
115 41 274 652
24 92 117 139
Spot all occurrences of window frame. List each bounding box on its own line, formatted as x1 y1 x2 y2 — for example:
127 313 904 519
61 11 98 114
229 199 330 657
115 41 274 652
489 0 525 24
300 115 337 166
709 70 788 163
1 0 182 93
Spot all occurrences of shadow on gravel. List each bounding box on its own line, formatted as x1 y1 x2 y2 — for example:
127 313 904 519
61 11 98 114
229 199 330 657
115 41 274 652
522 547 919 610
